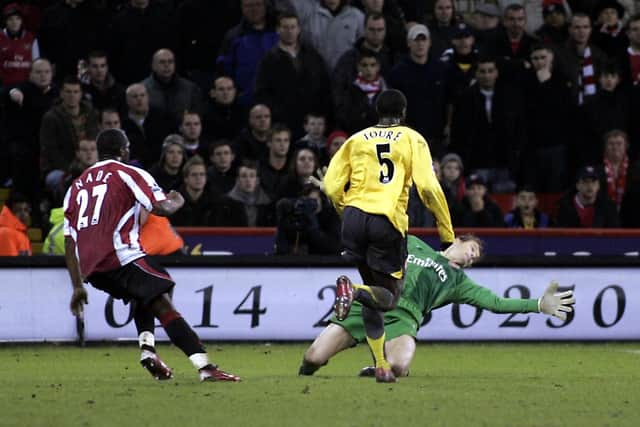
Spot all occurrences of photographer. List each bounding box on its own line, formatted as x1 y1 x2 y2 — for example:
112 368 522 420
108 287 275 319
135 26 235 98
274 183 341 255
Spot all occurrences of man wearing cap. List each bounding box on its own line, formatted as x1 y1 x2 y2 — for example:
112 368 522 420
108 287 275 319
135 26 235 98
535 0 571 46
451 173 505 227
440 22 479 106
591 0 629 58
555 165 620 227
471 3 501 54
0 3 39 86
388 24 450 158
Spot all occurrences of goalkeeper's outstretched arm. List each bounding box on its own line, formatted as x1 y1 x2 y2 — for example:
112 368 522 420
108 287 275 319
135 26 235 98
455 279 575 320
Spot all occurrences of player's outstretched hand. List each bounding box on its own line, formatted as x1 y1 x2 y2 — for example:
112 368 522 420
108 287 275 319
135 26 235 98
70 287 88 317
538 281 575 320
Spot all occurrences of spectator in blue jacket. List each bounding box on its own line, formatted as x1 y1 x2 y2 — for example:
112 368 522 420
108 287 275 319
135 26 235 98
217 0 278 105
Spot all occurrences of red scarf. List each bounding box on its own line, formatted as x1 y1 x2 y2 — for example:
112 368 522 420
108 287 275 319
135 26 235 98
579 47 596 104
354 74 382 103
604 156 628 209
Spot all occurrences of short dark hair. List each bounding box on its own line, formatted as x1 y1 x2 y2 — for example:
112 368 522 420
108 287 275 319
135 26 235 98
277 11 298 26
504 3 524 15
238 159 259 172
599 61 621 76
365 11 385 26
530 43 552 54
87 50 108 62
303 113 325 124
571 12 591 23
181 110 201 122
208 139 234 157
269 123 291 141
476 54 498 67
357 47 379 63
97 129 128 159
100 107 120 120
62 75 81 88
6 191 29 211
375 89 406 118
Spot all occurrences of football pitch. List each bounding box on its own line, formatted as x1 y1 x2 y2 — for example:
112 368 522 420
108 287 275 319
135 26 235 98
0 342 638 427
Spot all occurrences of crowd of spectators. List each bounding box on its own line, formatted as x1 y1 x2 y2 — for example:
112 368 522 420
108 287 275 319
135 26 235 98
1 0 640 256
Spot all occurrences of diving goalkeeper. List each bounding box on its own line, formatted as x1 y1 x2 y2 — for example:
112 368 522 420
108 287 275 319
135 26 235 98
299 234 576 378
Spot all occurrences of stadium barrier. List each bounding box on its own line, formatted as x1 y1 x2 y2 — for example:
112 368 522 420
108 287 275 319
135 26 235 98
176 227 640 256
0 254 638 342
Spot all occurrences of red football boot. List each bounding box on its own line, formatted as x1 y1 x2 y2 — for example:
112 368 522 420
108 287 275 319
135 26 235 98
334 275 354 321
199 365 241 382
140 353 173 380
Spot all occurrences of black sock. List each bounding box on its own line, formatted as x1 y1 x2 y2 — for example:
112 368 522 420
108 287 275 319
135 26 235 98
354 287 394 311
362 306 385 340
134 303 155 350
161 314 205 357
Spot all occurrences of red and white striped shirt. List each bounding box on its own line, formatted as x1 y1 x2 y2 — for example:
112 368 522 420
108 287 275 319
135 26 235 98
63 160 167 277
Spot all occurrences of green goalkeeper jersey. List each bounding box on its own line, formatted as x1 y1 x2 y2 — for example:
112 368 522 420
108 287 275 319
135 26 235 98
396 235 539 325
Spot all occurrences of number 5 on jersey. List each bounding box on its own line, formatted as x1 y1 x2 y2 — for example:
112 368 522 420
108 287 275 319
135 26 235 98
376 143 395 184
76 183 108 230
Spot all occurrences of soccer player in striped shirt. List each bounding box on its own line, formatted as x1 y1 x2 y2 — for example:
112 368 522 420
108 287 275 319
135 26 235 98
64 129 239 382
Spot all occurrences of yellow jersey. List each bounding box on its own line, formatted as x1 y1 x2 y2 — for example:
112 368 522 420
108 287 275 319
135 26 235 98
324 125 454 243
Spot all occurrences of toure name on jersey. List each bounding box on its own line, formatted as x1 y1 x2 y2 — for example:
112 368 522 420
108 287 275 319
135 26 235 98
362 129 403 142
406 254 447 282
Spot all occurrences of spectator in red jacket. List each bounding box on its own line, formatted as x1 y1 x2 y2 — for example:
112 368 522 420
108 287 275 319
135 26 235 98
0 3 40 86
0 191 32 256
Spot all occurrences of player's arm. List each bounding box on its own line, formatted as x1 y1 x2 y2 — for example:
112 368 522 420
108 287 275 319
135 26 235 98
62 189 87 316
119 167 184 217
411 137 454 245
151 190 184 217
455 278 575 320
323 140 352 215
64 236 87 317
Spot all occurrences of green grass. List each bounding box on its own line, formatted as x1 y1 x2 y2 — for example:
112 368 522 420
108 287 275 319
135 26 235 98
0 343 639 427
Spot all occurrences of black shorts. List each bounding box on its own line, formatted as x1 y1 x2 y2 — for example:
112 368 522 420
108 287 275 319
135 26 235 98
87 256 175 306
341 206 407 278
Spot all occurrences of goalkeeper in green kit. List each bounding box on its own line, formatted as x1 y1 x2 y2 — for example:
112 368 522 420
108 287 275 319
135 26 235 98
299 235 576 378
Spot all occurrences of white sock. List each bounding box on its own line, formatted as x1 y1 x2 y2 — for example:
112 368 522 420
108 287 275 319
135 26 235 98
189 353 210 370
138 331 155 349
140 349 155 361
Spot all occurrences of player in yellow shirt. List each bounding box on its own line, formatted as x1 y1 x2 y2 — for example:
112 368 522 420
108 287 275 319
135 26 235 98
323 89 454 382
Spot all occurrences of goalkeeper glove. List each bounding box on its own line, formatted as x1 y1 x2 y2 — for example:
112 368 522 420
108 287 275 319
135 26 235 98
538 281 575 320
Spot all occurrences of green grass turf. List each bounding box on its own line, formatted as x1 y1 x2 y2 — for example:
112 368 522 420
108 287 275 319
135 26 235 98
0 342 638 427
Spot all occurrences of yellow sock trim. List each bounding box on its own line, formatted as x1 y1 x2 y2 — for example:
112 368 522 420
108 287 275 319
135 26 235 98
353 283 377 302
366 334 390 369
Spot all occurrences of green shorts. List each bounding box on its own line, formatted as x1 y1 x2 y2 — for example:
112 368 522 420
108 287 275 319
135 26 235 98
331 302 419 343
